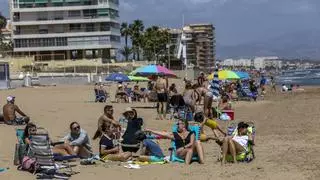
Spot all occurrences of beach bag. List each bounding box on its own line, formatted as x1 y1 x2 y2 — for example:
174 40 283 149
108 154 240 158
18 156 39 173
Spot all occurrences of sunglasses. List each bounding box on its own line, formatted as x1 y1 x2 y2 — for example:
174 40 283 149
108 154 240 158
72 126 80 130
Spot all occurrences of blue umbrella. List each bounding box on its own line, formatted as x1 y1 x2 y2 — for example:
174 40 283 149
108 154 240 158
235 71 250 79
105 73 131 82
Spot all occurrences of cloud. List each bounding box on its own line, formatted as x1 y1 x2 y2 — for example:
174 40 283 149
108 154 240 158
120 1 137 12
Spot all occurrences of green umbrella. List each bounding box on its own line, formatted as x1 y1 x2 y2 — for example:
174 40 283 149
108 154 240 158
128 76 149 81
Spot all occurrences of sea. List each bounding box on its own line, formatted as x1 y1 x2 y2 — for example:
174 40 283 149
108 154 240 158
276 69 320 86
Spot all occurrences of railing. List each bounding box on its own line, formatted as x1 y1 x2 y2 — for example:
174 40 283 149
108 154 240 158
12 1 119 9
14 27 119 35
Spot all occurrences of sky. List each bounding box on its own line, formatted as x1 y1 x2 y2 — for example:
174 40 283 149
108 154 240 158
1 0 320 46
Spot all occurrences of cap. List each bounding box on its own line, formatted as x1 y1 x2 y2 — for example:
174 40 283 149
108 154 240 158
7 96 15 102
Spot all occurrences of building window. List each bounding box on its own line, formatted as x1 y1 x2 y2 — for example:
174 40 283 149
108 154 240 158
69 24 81 31
110 35 120 42
68 10 81 17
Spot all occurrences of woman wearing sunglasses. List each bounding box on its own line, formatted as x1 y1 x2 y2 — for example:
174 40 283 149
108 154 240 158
63 122 93 158
146 119 204 165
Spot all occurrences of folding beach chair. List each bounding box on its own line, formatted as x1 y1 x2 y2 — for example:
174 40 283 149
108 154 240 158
218 121 256 162
14 128 28 165
240 86 258 101
27 129 77 175
169 125 201 163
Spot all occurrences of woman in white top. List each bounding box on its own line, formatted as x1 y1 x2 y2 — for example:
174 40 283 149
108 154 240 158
221 122 252 164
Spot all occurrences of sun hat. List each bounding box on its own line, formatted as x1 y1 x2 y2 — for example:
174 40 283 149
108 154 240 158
124 107 134 113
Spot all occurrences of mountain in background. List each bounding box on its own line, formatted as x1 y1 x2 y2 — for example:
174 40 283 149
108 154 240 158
216 30 320 60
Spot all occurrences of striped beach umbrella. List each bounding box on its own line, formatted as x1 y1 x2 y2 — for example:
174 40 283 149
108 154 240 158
209 68 220 98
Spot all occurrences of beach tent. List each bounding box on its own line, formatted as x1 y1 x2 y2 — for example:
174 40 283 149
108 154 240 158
105 73 130 82
130 65 176 77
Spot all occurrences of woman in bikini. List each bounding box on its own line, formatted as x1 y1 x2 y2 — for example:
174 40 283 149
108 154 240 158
183 83 199 113
146 119 204 164
221 122 252 164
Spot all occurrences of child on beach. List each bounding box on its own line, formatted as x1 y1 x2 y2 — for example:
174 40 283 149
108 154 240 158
193 112 226 142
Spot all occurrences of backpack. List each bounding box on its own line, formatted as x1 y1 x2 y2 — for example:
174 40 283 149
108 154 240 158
18 156 39 173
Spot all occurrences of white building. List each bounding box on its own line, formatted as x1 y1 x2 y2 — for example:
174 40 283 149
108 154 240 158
222 58 252 67
9 0 121 60
1 20 12 44
253 56 281 69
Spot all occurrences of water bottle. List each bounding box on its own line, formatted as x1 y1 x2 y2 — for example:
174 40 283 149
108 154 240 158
119 116 128 136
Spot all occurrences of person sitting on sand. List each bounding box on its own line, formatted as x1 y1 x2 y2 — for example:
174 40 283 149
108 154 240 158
3 96 30 125
93 105 121 140
121 108 144 153
146 119 204 165
100 123 131 162
133 131 165 162
23 122 76 156
64 122 92 158
96 84 107 103
115 84 129 103
221 122 252 164
193 112 226 142
218 96 232 110
133 85 147 102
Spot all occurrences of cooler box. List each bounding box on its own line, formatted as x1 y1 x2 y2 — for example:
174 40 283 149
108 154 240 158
222 110 234 120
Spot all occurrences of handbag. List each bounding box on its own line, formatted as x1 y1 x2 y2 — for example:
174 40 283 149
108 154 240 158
18 156 39 173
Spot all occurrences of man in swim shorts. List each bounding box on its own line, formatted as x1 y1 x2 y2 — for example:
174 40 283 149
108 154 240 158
3 96 30 125
155 75 168 120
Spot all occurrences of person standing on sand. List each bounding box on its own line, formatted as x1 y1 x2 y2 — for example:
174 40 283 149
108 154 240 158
3 96 30 125
93 105 120 140
270 76 276 93
155 75 168 120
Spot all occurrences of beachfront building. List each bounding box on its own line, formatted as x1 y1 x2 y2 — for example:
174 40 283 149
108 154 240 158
1 19 12 45
253 56 281 70
168 24 216 71
222 58 252 67
9 0 121 61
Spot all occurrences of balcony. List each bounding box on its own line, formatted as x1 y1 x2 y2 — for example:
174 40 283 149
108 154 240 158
13 27 120 38
12 1 118 12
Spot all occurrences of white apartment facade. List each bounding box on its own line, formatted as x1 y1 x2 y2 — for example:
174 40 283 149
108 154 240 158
253 56 281 69
222 58 252 67
9 0 121 61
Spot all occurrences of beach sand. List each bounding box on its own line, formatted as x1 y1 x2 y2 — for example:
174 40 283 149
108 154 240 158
0 83 319 180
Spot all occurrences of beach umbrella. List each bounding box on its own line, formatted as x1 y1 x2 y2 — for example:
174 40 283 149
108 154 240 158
209 68 220 98
128 76 149 82
130 65 177 77
105 73 131 82
235 71 250 79
208 70 240 80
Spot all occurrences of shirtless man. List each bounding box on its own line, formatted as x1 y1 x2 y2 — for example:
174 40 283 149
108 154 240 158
3 96 30 125
155 75 168 120
93 105 120 140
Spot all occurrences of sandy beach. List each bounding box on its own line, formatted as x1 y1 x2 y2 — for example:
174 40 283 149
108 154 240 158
0 82 319 180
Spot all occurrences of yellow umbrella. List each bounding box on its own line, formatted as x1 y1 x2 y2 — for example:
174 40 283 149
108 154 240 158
207 70 240 80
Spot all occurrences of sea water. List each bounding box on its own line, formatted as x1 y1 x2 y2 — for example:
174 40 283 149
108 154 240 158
276 69 320 86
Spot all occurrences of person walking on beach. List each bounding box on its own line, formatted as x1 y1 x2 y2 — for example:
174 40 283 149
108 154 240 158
270 76 276 93
155 75 168 120
3 96 30 125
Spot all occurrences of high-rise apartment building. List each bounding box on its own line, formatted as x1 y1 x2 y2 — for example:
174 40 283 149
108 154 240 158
168 24 216 71
9 0 121 61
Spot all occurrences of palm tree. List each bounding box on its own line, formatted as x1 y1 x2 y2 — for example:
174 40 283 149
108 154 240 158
119 47 132 62
120 22 130 48
129 20 144 61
